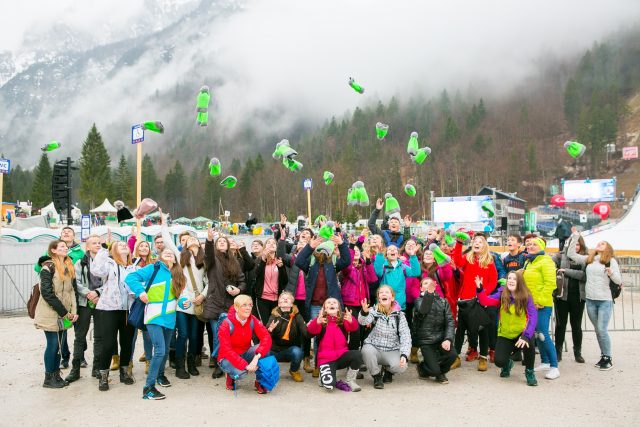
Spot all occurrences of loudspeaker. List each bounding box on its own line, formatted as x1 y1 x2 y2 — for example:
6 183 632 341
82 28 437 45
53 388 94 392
501 217 508 230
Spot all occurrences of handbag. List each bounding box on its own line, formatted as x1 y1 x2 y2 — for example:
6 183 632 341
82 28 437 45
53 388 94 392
129 263 161 330
28 262 55 319
187 265 206 322
458 298 491 332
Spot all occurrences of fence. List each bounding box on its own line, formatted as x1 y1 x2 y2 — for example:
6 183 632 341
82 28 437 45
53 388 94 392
2 260 640 331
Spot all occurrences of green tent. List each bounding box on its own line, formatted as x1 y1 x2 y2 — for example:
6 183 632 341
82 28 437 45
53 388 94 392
191 216 212 223
173 217 192 225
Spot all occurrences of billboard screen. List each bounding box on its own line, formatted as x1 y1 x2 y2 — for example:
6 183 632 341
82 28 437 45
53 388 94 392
433 195 494 231
562 178 616 202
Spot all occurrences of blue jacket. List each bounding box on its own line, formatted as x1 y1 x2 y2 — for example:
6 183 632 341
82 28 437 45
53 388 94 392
295 240 351 309
373 253 421 310
125 262 177 329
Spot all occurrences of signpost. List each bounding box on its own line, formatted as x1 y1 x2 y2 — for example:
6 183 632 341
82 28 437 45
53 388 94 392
0 158 10 233
303 178 313 224
131 125 145 239
81 214 91 242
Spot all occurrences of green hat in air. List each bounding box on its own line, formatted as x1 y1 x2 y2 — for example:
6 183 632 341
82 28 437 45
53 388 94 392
209 157 221 176
411 147 431 165
283 157 303 172
318 221 335 240
348 77 365 94
429 243 451 266
323 171 334 185
142 121 164 134
384 193 400 215
376 122 389 140
481 201 495 218
352 181 370 207
407 131 419 156
564 140 586 159
41 141 61 152
220 175 237 188
404 184 416 197
196 86 211 127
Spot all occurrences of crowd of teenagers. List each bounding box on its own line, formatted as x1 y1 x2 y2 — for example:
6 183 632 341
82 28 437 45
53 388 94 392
33 199 623 399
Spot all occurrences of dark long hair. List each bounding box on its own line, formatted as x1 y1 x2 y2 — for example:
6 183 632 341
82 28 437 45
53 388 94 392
180 245 205 270
161 252 186 297
216 237 241 281
502 271 531 316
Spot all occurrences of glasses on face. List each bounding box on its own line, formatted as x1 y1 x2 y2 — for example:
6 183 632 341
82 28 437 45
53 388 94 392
240 303 253 308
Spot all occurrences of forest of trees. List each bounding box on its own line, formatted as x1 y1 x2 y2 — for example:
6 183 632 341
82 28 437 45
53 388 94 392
3 30 640 223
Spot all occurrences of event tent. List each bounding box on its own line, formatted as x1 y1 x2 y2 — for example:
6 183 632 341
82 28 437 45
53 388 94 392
90 199 118 213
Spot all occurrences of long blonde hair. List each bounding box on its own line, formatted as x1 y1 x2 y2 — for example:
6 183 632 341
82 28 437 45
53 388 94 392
110 241 132 267
587 241 615 265
47 240 75 280
376 285 395 316
466 236 493 268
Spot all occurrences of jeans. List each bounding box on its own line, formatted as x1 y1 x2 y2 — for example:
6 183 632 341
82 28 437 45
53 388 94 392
419 342 458 376
219 345 258 380
146 325 173 388
208 313 228 360
361 344 408 376
270 346 304 372
535 306 558 368
554 284 585 351
494 336 535 370
44 331 65 373
131 330 152 362
176 312 200 358
586 299 613 357
310 305 321 366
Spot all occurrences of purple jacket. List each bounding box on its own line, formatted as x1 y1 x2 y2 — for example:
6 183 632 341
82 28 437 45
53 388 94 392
339 256 376 307
477 287 537 340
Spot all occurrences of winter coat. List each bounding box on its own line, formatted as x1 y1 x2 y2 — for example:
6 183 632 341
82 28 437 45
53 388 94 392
452 242 498 300
339 253 376 306
411 291 455 346
90 248 136 311
403 257 421 305
218 306 272 370
477 286 537 340
367 208 411 248
552 233 586 301
358 303 411 357
295 240 351 309
277 239 304 297
126 262 177 329
34 243 84 273
74 253 105 307
373 253 421 310
253 258 288 300
267 305 309 352
523 252 557 307
423 263 459 322
307 314 359 366
202 239 247 320
34 259 77 332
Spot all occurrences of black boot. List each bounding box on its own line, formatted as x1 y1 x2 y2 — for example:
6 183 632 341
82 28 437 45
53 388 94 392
211 358 223 379
372 373 384 389
574 347 585 364
175 358 190 379
187 354 199 376
169 349 176 369
119 367 135 385
91 366 100 379
382 368 393 383
54 370 69 387
65 359 81 383
98 370 109 391
43 372 64 389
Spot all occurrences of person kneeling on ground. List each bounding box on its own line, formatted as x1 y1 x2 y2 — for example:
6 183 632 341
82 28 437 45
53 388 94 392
217 295 273 394
412 278 457 384
358 285 411 389
267 291 309 382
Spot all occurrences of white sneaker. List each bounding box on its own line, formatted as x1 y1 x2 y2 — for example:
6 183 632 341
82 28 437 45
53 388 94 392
534 363 550 372
545 367 560 380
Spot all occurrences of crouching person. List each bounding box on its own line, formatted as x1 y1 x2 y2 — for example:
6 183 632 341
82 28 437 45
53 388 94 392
413 278 457 384
218 295 273 394
358 285 411 389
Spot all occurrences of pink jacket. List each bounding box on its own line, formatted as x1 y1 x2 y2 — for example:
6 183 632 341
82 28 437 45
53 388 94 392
127 235 137 254
307 315 359 366
339 255 376 306
403 257 421 304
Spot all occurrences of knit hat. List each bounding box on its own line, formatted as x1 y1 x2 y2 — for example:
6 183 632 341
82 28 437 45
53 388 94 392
384 193 400 215
404 184 416 197
318 221 335 240
316 241 335 257
41 141 61 152
481 201 495 218
376 122 389 140
323 171 334 185
282 157 303 172
347 181 369 207
429 243 451 266
314 215 327 227
220 175 238 188
564 140 586 159
388 212 401 222
209 157 221 176
407 131 419 156
411 147 431 165
142 121 164 134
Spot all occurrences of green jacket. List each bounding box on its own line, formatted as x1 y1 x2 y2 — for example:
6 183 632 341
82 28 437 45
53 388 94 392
523 253 556 307
34 243 85 273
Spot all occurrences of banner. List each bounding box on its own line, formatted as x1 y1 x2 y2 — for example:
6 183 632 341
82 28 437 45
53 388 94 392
562 178 616 202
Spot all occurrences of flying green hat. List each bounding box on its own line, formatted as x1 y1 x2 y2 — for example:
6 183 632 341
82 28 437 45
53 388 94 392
314 215 327 226
41 141 61 152
351 181 369 207
272 139 297 159
348 77 365 94
142 121 164 134
404 184 416 197
209 158 221 176
429 243 451 266
196 86 211 127
407 131 419 156
220 175 237 188
376 122 389 140
411 147 431 165
564 140 586 159
283 157 303 172
318 221 335 240
384 193 400 215
323 171 334 185
481 201 495 218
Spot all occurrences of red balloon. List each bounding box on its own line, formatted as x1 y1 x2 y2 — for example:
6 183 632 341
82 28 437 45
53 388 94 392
593 202 611 220
550 194 566 208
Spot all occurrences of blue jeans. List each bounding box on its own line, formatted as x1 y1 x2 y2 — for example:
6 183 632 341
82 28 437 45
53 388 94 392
536 306 558 368
176 312 200 358
310 305 322 365
131 330 152 361
270 346 304 372
219 345 258 380
586 299 613 357
208 312 228 359
146 325 173 388
44 331 65 373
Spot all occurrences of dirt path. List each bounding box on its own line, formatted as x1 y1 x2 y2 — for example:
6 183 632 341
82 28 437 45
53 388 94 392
0 316 638 426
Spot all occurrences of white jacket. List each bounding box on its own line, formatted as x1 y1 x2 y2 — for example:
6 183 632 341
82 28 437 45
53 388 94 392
91 248 137 311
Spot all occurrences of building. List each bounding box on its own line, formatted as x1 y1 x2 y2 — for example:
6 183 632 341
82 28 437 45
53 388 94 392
476 187 526 236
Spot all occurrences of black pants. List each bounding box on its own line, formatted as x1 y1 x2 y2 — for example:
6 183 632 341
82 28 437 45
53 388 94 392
71 305 102 366
296 299 311 358
346 305 363 351
420 343 458 375
454 303 488 356
319 350 362 388
554 284 585 352
96 310 134 371
494 336 535 370
404 304 414 341
486 305 498 350
256 298 277 324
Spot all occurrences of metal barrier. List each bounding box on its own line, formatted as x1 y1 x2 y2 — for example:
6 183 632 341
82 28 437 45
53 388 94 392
0 264 37 315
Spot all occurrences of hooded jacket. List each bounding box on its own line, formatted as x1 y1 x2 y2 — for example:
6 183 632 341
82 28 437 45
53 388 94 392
267 305 309 352
373 253 421 310
411 291 455 346
339 250 376 307
358 302 411 358
523 252 557 307
217 306 272 370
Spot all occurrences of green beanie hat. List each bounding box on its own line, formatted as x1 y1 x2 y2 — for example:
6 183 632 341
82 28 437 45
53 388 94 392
323 171 334 185
481 201 495 218
564 140 586 159
411 147 431 165
384 193 400 215
407 131 419 156
316 240 336 257
209 157 221 176
220 175 237 188
404 184 416 197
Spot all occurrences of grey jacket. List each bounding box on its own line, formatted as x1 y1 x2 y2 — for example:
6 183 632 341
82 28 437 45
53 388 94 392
358 305 412 358
553 233 586 301
74 253 105 307
567 233 622 301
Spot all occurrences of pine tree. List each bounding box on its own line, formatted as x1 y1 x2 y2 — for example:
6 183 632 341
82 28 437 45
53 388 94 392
112 155 134 206
1 153 13 202
30 153 52 209
564 78 581 130
164 160 186 217
79 124 112 208
141 153 160 201
443 116 460 142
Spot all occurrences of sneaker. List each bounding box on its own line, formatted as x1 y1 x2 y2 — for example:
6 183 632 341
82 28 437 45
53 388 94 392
465 347 479 362
435 374 449 384
450 356 461 370
143 386 166 400
489 349 495 364
534 363 550 372
226 374 235 391
289 370 303 382
500 359 514 378
254 380 268 394
477 356 488 372
156 375 171 387
545 367 560 380
525 368 538 386
599 357 613 371
594 356 606 368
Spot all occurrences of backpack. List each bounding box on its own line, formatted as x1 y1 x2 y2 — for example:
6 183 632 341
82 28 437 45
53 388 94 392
605 261 622 301
382 230 404 248
371 312 402 340
28 262 55 319
225 316 255 334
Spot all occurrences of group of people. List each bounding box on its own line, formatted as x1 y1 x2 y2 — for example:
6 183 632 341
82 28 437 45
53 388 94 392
33 199 623 399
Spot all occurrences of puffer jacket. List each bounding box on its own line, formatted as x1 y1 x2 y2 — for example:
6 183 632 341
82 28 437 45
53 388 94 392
34 259 77 332
411 291 455 346
218 306 272 370
307 314 358 366
358 302 411 358
267 305 309 352
373 254 421 310
202 239 247 321
339 252 376 306
552 233 586 301
523 252 557 307
90 248 137 311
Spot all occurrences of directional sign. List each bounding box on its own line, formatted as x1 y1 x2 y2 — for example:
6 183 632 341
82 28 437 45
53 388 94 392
0 158 10 174
131 124 145 144
303 178 313 190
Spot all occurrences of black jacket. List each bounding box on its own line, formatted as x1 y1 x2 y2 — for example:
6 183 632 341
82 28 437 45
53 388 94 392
202 240 247 321
411 291 455 346
277 239 303 296
267 305 309 352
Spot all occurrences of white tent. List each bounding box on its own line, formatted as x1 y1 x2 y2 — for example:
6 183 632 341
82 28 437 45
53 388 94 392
39 202 57 217
90 199 117 214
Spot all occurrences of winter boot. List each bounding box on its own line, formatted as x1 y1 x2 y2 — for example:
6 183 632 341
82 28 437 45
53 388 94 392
345 368 361 392
477 356 488 371
210 358 224 379
43 372 64 389
382 367 393 383
372 373 384 389
187 354 200 376
556 346 562 362
127 360 134 382
574 347 585 364
175 358 190 379
110 355 119 371
65 359 81 383
465 347 479 362
525 368 538 386
303 357 313 373
500 359 514 378
119 367 135 385
290 370 303 382
91 365 100 379
254 380 268 394
139 353 146 362
226 374 235 391
450 356 461 370
98 370 109 391
169 349 176 369
54 370 69 387
410 347 419 364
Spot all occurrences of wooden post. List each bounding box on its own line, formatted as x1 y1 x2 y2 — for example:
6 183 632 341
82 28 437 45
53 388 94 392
136 142 142 239
306 188 311 226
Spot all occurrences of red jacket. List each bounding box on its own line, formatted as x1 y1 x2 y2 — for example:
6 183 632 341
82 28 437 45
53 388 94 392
307 315 359 366
217 306 272 370
452 242 497 300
